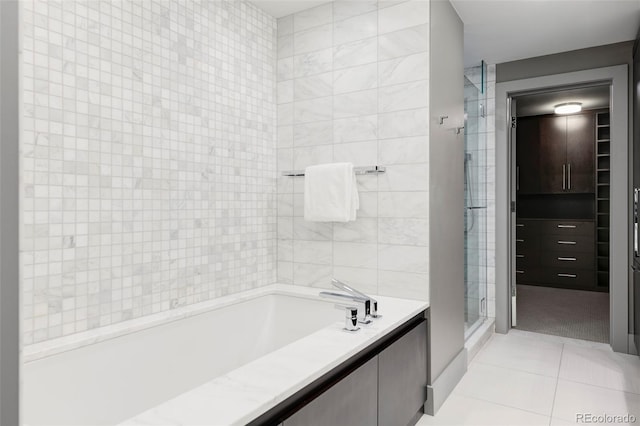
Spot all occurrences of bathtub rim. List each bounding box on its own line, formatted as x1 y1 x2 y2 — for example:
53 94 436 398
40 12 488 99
23 284 341 363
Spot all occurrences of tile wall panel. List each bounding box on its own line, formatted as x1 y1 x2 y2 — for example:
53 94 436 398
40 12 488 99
276 0 430 301
21 0 277 344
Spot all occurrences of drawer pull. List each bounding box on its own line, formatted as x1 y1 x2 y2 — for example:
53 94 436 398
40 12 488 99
516 224 524 227
557 225 576 228
516 254 524 258
557 240 576 245
558 257 577 261
558 273 577 278
516 270 524 274
516 239 525 242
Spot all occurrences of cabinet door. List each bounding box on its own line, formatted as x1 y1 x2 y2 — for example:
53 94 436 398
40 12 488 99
516 117 540 194
378 321 428 426
566 113 595 193
284 357 378 426
539 116 567 193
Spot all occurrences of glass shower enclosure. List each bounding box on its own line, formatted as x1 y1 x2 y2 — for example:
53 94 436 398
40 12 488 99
464 62 488 339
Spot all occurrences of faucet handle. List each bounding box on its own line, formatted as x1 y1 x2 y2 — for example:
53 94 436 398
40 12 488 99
334 305 360 332
370 300 381 318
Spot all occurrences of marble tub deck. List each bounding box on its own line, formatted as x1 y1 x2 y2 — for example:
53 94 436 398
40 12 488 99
118 284 427 425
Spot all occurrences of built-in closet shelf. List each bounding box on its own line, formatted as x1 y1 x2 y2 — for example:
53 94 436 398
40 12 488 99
595 110 610 289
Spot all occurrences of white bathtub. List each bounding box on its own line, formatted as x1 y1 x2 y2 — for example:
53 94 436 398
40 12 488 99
23 291 337 426
23 284 428 426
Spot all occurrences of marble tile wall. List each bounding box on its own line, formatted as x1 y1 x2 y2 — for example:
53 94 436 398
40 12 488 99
275 0 431 301
20 0 277 344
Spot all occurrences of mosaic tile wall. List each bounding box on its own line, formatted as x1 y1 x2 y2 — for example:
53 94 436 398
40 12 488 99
21 0 277 345
275 0 431 301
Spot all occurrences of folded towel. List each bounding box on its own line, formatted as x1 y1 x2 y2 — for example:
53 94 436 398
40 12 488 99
304 163 359 222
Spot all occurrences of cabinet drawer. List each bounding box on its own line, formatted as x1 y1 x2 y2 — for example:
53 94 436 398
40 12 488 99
515 221 539 239
539 234 594 254
516 236 539 253
516 252 539 268
539 220 594 237
541 251 594 270
515 268 540 284
539 268 595 288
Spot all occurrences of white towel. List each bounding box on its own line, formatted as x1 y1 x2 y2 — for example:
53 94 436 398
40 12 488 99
304 163 359 222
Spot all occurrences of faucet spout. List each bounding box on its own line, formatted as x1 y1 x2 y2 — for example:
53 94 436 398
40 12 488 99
331 278 379 318
319 278 380 323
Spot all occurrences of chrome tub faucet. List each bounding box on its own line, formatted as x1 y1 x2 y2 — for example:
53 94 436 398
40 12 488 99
320 278 380 324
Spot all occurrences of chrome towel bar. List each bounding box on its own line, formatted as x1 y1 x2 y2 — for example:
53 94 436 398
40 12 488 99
281 165 386 177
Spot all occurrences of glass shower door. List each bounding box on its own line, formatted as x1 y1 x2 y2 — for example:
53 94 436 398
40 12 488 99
464 63 488 339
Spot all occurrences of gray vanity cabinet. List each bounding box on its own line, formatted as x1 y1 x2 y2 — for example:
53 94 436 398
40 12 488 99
283 357 378 426
378 320 428 426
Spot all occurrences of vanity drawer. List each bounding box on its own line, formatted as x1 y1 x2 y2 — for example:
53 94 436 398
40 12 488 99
539 234 594 253
541 251 594 270
539 220 594 238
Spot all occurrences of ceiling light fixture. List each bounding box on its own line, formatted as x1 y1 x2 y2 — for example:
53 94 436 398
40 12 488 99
554 102 582 114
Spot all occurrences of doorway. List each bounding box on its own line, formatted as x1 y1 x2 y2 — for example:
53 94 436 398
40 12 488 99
511 85 611 343
495 65 630 353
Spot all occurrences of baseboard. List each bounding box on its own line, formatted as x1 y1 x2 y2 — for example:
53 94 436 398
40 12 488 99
629 334 638 356
465 318 495 365
424 348 467 415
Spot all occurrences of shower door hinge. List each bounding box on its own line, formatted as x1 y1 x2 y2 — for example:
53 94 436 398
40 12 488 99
511 116 517 128
511 201 516 212
480 297 486 315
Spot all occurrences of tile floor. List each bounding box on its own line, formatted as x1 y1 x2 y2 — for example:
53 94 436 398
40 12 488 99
417 329 640 426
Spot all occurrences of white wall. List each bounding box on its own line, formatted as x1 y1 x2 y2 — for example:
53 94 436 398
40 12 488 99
20 0 278 344
275 0 431 301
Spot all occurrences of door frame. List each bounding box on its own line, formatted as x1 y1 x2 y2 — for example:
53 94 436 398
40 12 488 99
495 65 630 353
0 1 21 424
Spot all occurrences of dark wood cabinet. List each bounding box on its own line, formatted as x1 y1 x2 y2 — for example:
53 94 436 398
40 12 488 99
538 116 568 193
566 114 595 193
517 112 595 195
516 219 596 290
516 117 540 194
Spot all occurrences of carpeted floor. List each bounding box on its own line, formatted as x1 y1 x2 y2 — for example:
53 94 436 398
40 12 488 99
515 284 609 343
